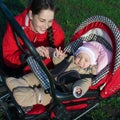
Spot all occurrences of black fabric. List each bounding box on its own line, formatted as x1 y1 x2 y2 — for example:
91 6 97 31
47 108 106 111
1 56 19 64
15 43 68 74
20 53 28 65
57 70 81 85
57 70 95 85
55 70 95 92
0 46 24 77
56 70 80 92
50 55 72 77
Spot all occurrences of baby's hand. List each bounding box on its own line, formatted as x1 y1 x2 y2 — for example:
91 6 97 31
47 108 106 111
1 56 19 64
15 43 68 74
36 46 49 58
75 87 82 95
55 47 66 58
73 86 82 98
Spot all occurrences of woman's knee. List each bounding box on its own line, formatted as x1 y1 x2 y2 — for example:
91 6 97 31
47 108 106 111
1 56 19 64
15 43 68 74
13 87 52 107
23 73 40 87
6 77 29 91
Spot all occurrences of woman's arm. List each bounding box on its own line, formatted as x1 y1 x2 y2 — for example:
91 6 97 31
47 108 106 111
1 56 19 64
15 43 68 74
2 23 23 68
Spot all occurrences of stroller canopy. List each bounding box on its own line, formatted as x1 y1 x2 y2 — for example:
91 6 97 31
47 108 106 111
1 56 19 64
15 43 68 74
63 15 120 98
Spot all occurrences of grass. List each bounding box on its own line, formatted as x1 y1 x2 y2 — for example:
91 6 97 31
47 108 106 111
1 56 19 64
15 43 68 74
88 92 120 120
0 0 120 120
54 0 120 44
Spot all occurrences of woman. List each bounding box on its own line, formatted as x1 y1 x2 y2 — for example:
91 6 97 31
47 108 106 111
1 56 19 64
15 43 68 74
3 0 65 109
2 0 65 73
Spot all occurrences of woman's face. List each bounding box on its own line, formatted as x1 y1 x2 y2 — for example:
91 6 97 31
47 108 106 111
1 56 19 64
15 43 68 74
74 53 91 69
29 9 54 34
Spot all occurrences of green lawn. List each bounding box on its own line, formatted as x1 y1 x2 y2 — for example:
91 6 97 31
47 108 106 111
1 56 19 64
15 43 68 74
54 0 120 44
0 0 120 120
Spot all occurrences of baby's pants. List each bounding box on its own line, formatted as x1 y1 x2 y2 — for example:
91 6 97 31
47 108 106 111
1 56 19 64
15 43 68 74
6 72 52 107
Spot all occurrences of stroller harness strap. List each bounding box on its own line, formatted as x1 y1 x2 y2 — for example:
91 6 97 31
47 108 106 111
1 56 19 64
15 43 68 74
50 55 72 77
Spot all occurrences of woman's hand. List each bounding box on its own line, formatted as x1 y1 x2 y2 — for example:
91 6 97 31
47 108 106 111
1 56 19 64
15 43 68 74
36 46 55 58
46 47 55 58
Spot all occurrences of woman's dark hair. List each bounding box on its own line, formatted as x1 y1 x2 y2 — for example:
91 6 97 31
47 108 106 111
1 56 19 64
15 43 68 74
30 0 55 48
30 0 55 15
47 27 55 48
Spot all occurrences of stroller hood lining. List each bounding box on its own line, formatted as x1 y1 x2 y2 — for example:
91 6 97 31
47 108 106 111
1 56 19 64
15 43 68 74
81 28 113 47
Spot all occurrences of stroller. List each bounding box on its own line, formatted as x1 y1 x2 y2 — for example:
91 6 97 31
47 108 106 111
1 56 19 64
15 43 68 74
0 1 120 120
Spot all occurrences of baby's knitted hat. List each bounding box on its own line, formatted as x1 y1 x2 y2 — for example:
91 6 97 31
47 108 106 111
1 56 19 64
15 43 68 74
74 42 99 65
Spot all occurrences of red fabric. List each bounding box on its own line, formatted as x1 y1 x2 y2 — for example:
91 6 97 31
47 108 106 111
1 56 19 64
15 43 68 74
62 97 95 104
27 98 92 116
100 67 120 98
2 8 65 73
50 98 96 119
51 103 87 119
118 28 120 32
71 22 115 44
26 104 46 115
66 104 87 111
62 97 94 111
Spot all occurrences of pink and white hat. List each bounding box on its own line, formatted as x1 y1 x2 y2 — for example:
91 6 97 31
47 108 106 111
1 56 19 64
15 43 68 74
74 42 99 65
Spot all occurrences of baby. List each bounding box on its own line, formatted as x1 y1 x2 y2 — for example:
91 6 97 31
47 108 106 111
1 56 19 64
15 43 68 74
52 41 112 98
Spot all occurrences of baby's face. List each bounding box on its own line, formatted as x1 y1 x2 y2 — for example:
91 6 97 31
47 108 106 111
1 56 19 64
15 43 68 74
74 53 91 69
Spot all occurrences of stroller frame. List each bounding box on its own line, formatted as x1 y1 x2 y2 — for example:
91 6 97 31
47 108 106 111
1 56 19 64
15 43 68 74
0 0 120 120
